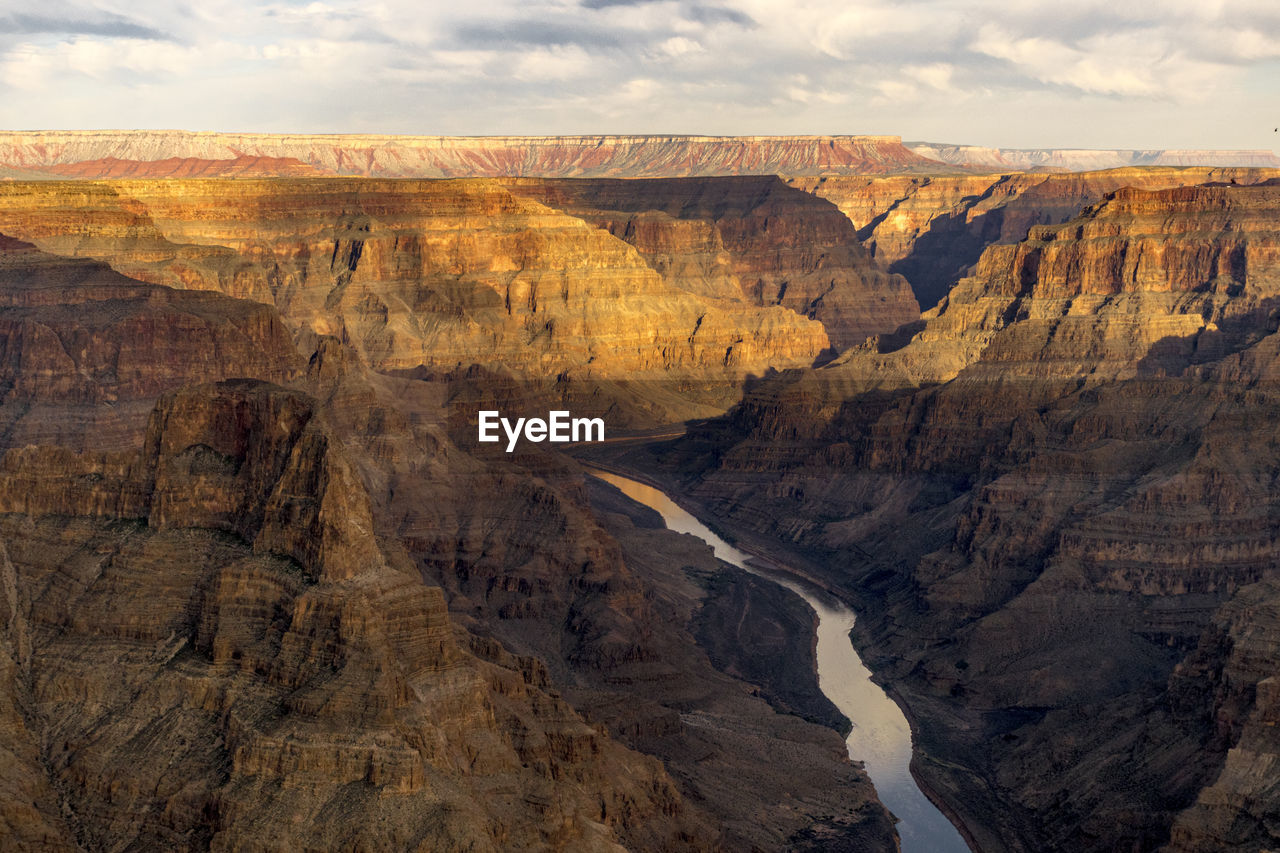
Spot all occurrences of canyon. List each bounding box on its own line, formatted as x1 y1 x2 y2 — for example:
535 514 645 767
2 136 1280 852
0 174 907 851
632 179 1280 851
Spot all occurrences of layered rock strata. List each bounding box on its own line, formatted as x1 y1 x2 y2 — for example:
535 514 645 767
790 167 1280 308
0 379 710 851
0 178 854 424
0 131 952 178
651 180 1280 851
0 234 301 449
505 176 919 350
0 175 935 424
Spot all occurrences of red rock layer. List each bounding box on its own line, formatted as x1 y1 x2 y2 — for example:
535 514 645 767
42 154 326 179
0 130 954 177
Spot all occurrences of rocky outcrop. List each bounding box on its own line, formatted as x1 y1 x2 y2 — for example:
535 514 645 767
0 131 953 178
0 379 712 851
0 234 302 450
654 180 1280 851
791 167 1280 308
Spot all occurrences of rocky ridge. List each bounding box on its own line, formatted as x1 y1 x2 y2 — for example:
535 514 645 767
504 176 919 350
0 131 952 178
0 177 893 425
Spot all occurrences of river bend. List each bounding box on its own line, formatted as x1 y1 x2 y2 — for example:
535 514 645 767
589 469 970 853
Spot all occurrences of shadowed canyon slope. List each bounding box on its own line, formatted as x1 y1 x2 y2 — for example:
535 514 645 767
792 167 1280 309
648 180 1280 852
0 180 904 850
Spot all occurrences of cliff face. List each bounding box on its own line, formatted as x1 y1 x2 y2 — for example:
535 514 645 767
0 130 952 178
658 180 1280 851
0 234 302 449
0 378 715 852
504 176 919 350
0 178 878 425
791 167 1280 308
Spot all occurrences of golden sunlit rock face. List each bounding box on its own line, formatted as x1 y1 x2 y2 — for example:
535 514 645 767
0 176 923 425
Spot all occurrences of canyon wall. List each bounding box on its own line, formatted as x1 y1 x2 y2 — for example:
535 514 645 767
647 180 1280 851
791 167 1280 308
504 176 919 350
0 177 914 425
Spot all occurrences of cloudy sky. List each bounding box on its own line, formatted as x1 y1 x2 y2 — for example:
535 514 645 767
1 0 1277 150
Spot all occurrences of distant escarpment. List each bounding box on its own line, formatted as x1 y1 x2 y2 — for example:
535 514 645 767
0 130 953 178
0 234 301 449
791 166 1280 308
907 143 1280 171
0 177 922 424
657 180 1280 851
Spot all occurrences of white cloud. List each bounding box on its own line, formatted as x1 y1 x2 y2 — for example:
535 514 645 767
0 0 1276 148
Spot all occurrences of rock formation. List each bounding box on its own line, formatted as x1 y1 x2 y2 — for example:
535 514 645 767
0 176 921 424
0 234 302 449
504 176 919 350
645 180 1280 851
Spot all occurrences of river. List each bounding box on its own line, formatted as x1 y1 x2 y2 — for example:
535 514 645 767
589 468 970 853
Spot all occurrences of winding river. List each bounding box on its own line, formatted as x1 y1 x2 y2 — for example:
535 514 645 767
590 469 970 853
